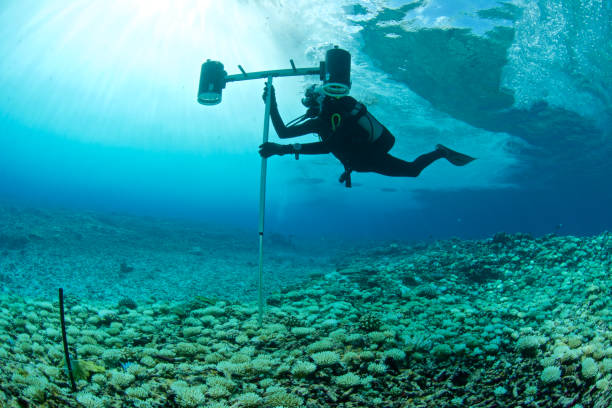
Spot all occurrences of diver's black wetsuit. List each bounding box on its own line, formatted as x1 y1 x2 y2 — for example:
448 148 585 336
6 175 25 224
268 94 444 178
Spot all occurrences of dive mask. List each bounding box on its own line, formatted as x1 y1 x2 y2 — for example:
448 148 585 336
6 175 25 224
301 85 323 118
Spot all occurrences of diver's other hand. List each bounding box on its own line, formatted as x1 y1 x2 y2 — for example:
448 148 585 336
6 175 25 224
262 85 276 104
259 142 288 158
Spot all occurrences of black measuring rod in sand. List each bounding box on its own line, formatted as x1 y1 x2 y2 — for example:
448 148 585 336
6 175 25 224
59 288 77 392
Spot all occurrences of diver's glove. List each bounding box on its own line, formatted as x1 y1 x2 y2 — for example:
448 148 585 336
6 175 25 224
262 85 277 106
259 142 292 158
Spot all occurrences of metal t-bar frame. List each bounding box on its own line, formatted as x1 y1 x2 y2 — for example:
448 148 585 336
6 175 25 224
228 61 322 327
225 60 322 83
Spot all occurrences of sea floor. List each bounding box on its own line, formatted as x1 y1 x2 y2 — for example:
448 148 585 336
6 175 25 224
0 205 336 303
0 205 611 407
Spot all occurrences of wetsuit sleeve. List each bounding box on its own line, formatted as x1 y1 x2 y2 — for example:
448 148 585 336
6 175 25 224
270 141 331 156
294 141 331 154
270 103 321 139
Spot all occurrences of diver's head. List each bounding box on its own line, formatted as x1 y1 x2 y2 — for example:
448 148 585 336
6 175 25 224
301 84 323 117
301 84 322 108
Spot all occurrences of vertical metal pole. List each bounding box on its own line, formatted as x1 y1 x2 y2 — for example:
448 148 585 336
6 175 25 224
258 76 273 327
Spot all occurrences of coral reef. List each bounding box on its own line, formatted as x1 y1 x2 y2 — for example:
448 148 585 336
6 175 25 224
0 206 610 407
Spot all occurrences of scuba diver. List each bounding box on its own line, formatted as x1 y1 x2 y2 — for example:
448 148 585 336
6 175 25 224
258 84 476 187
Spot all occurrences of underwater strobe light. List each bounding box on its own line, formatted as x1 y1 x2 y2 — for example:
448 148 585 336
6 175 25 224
198 60 227 105
321 46 351 97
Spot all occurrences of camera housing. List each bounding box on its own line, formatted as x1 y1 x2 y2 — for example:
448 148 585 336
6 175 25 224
198 60 227 105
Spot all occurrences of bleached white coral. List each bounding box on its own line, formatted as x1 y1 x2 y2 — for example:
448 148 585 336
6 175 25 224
206 375 236 390
235 334 249 344
155 363 174 376
177 385 207 407
250 355 273 373
234 392 262 407
183 326 201 337
171 380 189 393
176 342 200 356
335 372 362 387
291 327 315 337
553 344 579 363
109 370 135 389
265 390 303 407
329 329 347 343
101 348 122 364
230 353 251 364
204 403 231 408
206 352 224 364
541 366 562 384
602 358 612 373
321 319 339 328
367 362 387 374
306 339 336 353
76 392 104 408
78 344 104 357
383 348 406 361
262 323 287 334
97 309 117 322
359 350 376 361
207 384 230 398
517 335 543 354
291 361 316 378
127 363 146 377
126 386 149 399
276 363 291 376
44 327 60 339
140 355 156 367
217 361 247 377
240 346 257 356
41 365 60 378
367 331 387 344
342 351 360 364
581 357 599 379
91 374 106 385
23 385 46 403
200 315 217 327
311 351 340 366
194 306 225 316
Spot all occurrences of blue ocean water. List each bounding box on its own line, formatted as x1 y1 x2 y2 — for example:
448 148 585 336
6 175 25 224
1 3 612 407
0 0 610 241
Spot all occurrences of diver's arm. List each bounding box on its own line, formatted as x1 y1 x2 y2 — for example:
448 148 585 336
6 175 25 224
293 141 331 154
264 85 321 139
269 99 321 139
259 141 331 158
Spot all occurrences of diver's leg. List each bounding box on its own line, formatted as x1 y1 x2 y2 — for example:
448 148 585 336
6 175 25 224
369 150 444 177
367 144 476 177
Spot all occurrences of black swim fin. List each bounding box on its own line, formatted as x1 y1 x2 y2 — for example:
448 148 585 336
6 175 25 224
436 144 476 166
